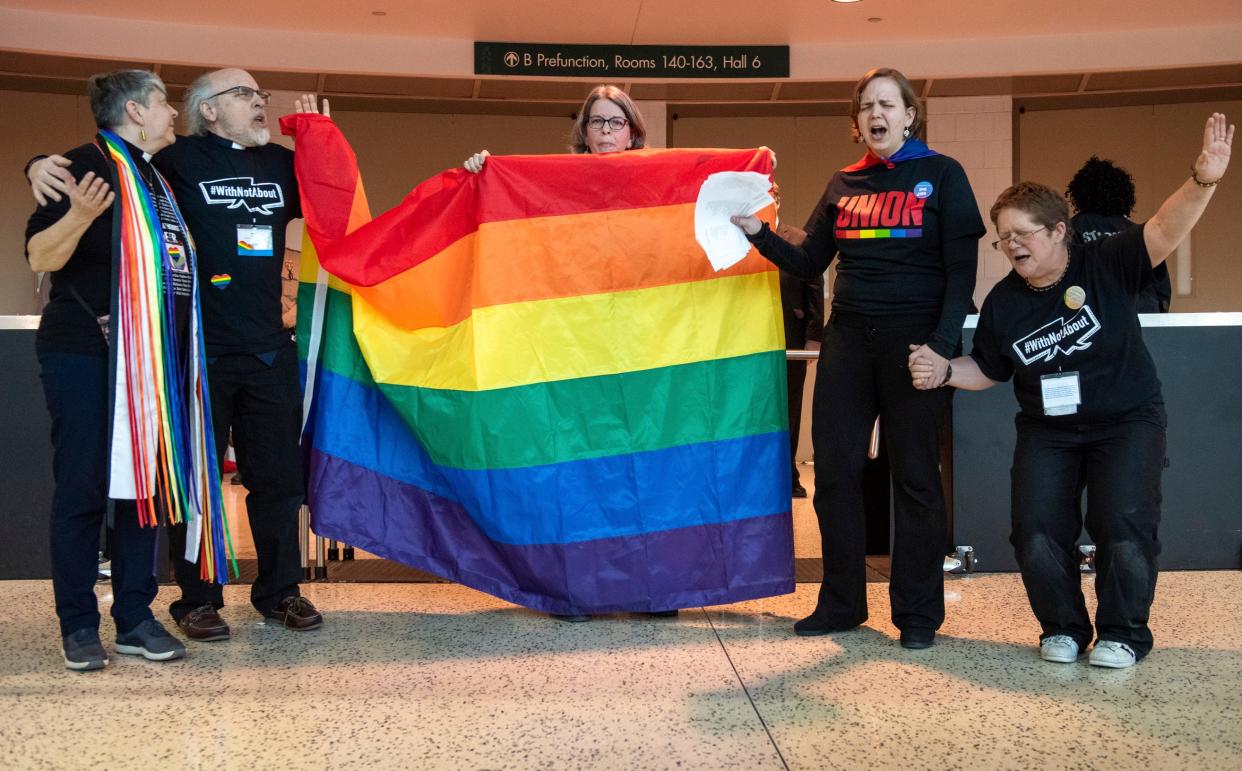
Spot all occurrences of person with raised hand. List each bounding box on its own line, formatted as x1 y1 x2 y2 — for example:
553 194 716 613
911 113 1233 668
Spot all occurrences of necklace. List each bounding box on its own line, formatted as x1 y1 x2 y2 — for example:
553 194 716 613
1024 251 1071 293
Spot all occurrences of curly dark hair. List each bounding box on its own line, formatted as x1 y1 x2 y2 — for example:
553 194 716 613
1065 156 1136 217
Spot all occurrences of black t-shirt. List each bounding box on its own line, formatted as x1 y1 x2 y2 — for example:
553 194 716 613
1071 211 1172 313
970 225 1163 424
153 133 301 356
751 149 984 357
26 136 191 356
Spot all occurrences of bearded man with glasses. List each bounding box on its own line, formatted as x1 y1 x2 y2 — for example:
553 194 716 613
27 68 326 642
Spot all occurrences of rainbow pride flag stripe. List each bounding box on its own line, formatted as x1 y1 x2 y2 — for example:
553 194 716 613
282 114 794 614
238 240 272 257
834 228 924 239
98 130 233 582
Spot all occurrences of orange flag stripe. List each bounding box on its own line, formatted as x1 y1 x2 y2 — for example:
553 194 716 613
354 201 778 331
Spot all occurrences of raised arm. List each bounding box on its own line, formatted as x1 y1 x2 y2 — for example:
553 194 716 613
294 93 331 119
1144 113 1233 265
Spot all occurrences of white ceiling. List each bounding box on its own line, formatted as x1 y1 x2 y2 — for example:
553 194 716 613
2 1 1241 80
5 0 1242 43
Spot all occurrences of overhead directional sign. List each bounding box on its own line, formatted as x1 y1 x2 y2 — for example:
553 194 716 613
476 42 790 79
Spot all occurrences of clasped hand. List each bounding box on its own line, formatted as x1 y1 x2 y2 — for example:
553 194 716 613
907 344 949 390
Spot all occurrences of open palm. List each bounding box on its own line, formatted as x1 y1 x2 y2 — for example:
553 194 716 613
1196 113 1234 182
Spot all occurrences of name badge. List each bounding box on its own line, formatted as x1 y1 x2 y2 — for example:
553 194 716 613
237 224 274 257
1041 371 1081 416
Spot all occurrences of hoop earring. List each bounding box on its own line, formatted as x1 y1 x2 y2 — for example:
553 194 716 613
140 128 147 142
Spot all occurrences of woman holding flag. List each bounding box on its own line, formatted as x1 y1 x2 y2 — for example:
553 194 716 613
465 86 680 623
732 67 985 649
26 70 227 670
464 83 648 170
287 86 786 625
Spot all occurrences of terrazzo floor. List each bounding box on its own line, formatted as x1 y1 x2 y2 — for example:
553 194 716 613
1 571 1239 770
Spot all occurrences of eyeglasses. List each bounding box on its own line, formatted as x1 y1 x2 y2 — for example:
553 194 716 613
587 116 629 132
208 85 272 105
991 226 1047 251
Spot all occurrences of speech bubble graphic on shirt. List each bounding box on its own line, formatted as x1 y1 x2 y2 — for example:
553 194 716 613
198 177 286 215
1012 305 1101 365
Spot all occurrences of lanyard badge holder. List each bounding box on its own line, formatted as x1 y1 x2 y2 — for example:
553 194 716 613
1040 371 1081 416
237 224 274 257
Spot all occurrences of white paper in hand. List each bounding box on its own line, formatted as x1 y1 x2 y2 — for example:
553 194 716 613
694 171 774 271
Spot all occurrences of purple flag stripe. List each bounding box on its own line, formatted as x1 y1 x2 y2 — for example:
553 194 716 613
308 449 795 615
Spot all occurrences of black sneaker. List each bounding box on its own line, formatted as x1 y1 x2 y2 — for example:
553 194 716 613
62 628 108 671
794 609 866 637
115 619 186 661
899 628 936 649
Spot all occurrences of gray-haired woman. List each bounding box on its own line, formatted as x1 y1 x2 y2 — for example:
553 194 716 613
912 114 1233 668
26 69 190 670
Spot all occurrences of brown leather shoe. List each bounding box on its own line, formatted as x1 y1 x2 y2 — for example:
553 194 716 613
265 596 323 631
177 604 230 641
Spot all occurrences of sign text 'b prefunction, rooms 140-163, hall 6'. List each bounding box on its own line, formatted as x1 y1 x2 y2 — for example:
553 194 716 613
475 43 790 79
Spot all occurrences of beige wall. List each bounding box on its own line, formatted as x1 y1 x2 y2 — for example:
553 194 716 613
1019 100 1242 312
927 96 1015 305
1 90 97 315
330 111 575 213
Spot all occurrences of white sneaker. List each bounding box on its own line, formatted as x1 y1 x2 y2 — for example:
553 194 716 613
1089 640 1137 668
1040 634 1080 663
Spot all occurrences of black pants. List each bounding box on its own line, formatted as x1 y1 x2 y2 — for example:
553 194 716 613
169 341 304 620
39 351 159 637
810 313 952 632
1010 405 1165 658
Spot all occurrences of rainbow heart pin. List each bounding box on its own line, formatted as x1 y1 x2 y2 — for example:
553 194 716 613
211 274 232 290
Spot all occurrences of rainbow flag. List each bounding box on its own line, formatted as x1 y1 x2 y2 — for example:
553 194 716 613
281 114 793 614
